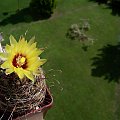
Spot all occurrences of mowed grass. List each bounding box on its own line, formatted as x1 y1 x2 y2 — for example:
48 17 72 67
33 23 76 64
0 0 120 120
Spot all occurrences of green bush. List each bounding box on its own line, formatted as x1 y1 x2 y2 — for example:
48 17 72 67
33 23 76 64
29 0 56 19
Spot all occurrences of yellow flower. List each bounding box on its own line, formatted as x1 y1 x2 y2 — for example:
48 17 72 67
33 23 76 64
0 35 46 82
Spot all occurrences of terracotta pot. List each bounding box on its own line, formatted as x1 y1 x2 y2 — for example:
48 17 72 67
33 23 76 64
0 88 53 120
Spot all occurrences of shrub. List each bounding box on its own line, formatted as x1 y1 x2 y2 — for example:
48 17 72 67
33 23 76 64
29 0 56 19
66 22 91 42
66 21 94 51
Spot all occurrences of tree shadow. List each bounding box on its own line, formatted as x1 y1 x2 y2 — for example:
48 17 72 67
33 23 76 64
108 1 120 16
89 0 120 16
91 44 120 83
0 6 50 26
89 0 108 5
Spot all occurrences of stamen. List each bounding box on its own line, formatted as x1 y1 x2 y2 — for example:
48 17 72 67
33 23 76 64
20 57 26 64
12 54 27 69
16 56 26 66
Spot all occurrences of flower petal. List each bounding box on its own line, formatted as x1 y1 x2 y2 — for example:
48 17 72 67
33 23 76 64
1 61 11 69
28 59 46 71
27 49 43 59
0 52 8 60
23 70 34 82
5 44 11 53
39 59 47 66
28 36 35 45
14 68 24 79
9 35 17 45
5 68 14 75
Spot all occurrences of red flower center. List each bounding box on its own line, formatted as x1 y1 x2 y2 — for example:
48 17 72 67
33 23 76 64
12 53 28 69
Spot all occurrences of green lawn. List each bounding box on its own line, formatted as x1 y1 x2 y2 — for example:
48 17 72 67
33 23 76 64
0 0 120 120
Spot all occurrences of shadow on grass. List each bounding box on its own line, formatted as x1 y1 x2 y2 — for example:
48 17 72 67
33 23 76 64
89 0 120 16
91 44 120 83
0 7 50 26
